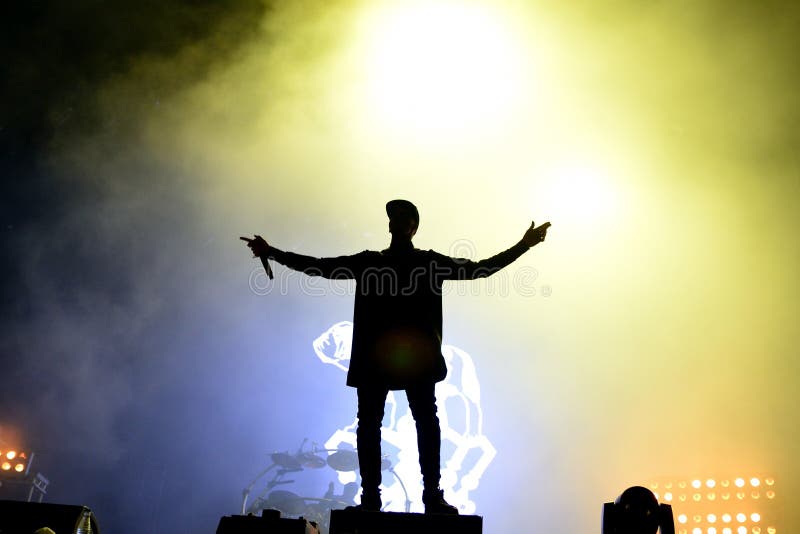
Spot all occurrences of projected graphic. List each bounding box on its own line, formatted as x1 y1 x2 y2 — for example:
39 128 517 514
313 321 496 514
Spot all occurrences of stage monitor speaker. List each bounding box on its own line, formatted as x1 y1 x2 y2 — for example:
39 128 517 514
216 510 320 534
0 500 100 534
329 509 483 534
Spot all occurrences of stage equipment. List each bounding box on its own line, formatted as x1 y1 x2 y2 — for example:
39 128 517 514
0 449 33 479
0 500 100 534
242 441 405 533
217 509 319 534
329 508 482 534
602 486 674 534
647 474 781 534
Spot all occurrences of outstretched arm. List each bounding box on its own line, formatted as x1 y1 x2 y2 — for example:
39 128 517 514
240 235 362 279
436 221 551 280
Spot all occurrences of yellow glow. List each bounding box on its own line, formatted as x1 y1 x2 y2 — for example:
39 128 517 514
736 513 746 522
751 513 760 522
6 451 16 460
678 514 688 524
707 479 717 488
692 479 702 489
738 527 747 534
708 528 717 534
764 478 775 486
708 514 717 523
723 529 732 534
14 463 24 472
1 462 10 471
723 514 732 523
693 529 702 534
735 478 745 488
665 492 673 501
750 478 760 487
358 0 526 140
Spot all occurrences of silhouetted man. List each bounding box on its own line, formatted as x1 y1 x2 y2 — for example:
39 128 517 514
241 200 550 514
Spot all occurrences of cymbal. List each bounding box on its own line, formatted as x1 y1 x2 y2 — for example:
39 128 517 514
327 450 359 471
271 452 302 470
298 452 326 469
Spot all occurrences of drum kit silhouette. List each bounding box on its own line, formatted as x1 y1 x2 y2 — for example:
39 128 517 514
242 440 411 531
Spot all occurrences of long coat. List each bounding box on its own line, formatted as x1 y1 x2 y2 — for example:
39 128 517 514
269 240 529 390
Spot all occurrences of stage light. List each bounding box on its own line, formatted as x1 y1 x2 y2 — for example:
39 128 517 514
750 478 760 487
708 528 717 534
706 480 716 489
737 527 746 534
736 513 746 522
0 449 32 479
665 492 673 502
750 513 760 522
358 0 526 141
722 514 732 523
707 514 717 523
764 478 774 487
734 479 745 488
602 486 674 534
722 529 731 534
692 480 702 489
765 491 775 500
677 514 687 524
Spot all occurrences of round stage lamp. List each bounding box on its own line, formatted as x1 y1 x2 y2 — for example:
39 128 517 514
602 486 675 534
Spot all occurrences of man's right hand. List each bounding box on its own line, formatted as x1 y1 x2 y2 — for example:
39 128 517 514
521 221 551 247
239 235 270 258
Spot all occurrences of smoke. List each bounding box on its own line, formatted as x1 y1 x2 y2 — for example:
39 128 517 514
1 0 799 532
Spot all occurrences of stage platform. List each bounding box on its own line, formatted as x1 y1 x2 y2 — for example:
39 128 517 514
329 508 483 534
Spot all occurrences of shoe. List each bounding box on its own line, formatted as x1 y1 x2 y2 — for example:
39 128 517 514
422 488 459 515
345 492 381 512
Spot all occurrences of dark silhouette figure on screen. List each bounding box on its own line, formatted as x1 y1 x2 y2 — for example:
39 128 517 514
241 200 550 514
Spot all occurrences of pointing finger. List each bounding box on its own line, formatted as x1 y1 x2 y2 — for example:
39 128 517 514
239 236 252 242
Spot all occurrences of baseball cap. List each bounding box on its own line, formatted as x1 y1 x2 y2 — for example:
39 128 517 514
385 199 419 226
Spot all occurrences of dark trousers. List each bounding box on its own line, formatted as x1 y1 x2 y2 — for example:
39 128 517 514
356 383 441 495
